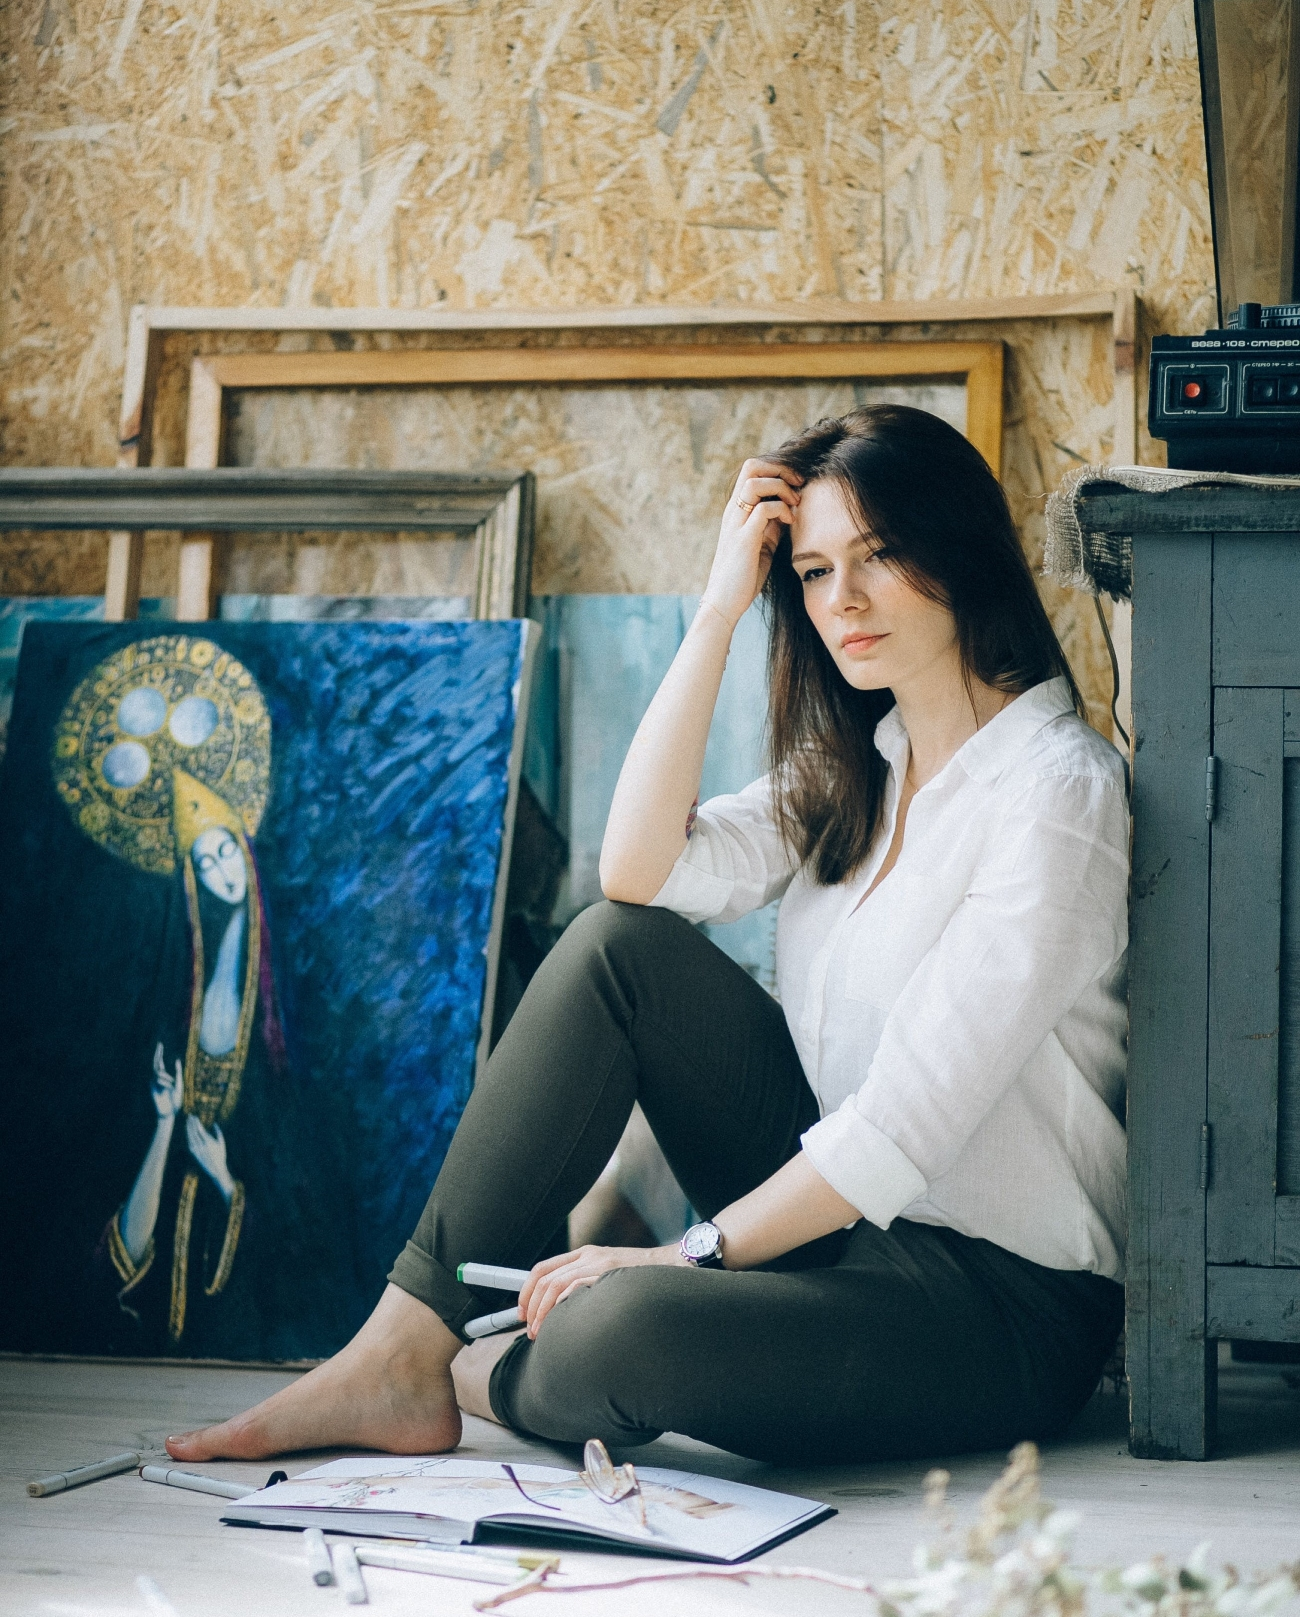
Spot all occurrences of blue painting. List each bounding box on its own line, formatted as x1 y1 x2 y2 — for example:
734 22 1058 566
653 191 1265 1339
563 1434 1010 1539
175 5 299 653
0 619 536 1361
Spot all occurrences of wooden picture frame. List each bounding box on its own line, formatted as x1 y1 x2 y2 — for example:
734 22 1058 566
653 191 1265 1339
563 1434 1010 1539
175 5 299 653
171 338 1001 622
0 468 536 623
109 291 1137 622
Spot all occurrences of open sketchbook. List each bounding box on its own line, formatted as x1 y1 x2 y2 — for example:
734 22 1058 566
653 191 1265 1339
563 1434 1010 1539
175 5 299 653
222 1456 834 1563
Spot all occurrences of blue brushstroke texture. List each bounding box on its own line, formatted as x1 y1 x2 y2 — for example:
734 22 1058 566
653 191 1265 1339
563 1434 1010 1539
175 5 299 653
2 595 775 991
242 621 529 1292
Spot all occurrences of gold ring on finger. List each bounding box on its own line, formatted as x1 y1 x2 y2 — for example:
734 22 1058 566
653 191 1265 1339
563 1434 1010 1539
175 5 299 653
736 498 756 515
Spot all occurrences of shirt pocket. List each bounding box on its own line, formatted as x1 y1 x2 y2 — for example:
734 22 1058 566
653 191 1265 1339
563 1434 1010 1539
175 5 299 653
838 873 959 1010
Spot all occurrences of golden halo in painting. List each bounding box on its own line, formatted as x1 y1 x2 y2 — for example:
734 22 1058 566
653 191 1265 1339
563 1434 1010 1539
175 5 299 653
50 635 271 877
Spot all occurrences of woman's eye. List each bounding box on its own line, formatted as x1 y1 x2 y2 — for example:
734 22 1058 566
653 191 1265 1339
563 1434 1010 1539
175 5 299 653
800 567 831 583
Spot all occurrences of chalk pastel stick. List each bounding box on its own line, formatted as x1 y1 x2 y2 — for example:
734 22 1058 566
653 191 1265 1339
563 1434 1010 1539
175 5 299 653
457 1263 532 1292
353 1545 520 1586
429 1545 561 1572
136 1574 179 1617
27 1451 142 1497
139 1463 255 1500
332 1543 368 1605
304 1526 334 1586
464 1305 524 1338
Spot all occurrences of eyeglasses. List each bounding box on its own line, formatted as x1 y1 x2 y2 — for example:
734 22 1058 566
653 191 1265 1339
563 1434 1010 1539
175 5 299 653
579 1438 647 1530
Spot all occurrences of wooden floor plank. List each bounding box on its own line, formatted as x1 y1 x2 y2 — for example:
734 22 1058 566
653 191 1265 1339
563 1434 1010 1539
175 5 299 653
5 1358 1300 1616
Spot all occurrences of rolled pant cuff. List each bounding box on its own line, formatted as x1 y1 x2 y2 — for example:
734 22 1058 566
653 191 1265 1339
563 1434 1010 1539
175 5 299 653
388 1240 484 1342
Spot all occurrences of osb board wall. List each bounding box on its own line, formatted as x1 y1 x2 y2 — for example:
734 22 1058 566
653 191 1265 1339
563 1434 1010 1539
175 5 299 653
0 0 1215 730
217 376 966 597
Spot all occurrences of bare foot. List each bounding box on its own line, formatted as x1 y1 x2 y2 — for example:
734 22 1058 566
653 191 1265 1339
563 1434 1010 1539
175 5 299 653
165 1285 463 1461
451 1328 525 1424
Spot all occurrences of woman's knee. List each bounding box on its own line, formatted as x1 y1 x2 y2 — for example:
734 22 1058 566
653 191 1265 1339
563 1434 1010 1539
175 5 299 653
530 1267 677 1378
493 1267 697 1445
560 899 691 959
539 900 694 1001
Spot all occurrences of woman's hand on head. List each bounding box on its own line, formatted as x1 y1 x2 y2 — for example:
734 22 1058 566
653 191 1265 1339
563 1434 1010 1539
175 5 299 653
517 1242 686 1338
702 458 803 630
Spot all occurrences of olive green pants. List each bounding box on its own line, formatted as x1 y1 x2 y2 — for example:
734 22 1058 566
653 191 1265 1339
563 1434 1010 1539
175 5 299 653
389 901 1123 1464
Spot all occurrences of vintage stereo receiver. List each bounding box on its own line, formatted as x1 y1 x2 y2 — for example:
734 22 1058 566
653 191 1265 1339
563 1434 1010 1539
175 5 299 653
1149 305 1300 475
1147 2 1300 475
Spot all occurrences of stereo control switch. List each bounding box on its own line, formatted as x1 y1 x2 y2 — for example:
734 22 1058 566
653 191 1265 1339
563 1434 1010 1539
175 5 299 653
1163 364 1230 415
1244 369 1300 409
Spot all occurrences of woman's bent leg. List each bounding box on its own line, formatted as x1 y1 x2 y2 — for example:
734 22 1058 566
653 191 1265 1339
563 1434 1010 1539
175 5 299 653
390 901 818 1338
489 1220 1124 1464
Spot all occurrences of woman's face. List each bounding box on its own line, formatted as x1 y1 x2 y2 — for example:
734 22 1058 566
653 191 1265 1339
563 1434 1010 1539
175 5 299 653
192 827 247 904
789 478 960 694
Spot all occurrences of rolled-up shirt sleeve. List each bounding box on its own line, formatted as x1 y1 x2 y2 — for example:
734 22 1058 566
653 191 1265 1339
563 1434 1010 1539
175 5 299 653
801 771 1130 1226
648 774 798 925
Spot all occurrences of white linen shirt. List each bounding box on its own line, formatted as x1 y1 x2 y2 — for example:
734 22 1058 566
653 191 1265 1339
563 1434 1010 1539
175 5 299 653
650 677 1129 1282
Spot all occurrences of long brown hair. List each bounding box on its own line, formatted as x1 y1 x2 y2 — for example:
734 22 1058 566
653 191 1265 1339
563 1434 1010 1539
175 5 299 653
763 404 1082 886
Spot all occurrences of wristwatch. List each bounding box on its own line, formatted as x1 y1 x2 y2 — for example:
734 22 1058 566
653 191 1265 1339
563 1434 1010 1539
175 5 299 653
680 1220 726 1269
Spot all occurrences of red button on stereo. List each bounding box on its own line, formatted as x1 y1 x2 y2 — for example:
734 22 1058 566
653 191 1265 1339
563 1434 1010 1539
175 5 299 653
1183 381 1203 399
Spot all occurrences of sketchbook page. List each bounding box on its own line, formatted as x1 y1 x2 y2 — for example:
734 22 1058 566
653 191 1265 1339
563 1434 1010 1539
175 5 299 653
232 1456 828 1561
615 1465 828 1561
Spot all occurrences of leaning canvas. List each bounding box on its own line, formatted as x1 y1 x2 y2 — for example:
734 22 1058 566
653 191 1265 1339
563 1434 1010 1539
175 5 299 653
0 620 536 1362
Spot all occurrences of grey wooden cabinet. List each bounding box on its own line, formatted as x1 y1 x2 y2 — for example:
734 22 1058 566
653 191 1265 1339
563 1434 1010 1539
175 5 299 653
1078 482 1300 1459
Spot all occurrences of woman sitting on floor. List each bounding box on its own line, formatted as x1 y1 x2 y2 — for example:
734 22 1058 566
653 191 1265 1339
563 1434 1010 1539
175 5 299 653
168 404 1128 1466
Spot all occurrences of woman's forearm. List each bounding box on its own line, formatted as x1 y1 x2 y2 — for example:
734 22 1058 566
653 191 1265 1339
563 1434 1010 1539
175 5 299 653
520 1153 859 1335
599 457 800 905
713 1152 860 1269
120 1118 175 1264
599 604 734 903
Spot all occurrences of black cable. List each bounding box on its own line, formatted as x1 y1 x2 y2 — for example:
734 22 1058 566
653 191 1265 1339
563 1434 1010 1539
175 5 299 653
1094 592 1130 750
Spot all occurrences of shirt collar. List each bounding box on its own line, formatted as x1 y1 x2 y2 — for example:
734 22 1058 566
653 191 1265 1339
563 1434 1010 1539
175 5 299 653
873 676 1076 787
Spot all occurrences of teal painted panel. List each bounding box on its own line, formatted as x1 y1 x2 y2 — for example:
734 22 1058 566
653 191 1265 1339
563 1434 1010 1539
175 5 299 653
527 595 777 990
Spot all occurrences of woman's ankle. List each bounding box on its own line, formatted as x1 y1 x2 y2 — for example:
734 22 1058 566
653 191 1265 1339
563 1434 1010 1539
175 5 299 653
360 1283 462 1371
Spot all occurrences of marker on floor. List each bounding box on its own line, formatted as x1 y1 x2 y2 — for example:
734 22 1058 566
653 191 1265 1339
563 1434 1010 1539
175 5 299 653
354 1544 522 1586
457 1263 531 1292
27 1450 142 1497
135 1575 180 1617
464 1305 524 1338
139 1463 255 1500
332 1542 368 1605
303 1526 334 1586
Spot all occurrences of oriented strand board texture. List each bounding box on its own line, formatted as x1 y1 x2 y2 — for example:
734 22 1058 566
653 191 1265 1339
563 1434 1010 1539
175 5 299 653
0 0 1215 729
1202 0 1298 311
218 372 967 597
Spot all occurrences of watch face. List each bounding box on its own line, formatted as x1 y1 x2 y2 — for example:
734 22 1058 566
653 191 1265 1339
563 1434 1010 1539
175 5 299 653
681 1222 720 1261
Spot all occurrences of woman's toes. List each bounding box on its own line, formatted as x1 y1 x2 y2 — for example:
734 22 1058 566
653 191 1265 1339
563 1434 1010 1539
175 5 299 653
164 1429 215 1460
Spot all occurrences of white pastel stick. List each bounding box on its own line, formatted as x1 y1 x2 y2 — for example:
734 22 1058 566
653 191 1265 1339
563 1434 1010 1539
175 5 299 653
332 1543 368 1605
464 1305 524 1338
27 1450 142 1497
354 1545 519 1585
139 1464 254 1500
303 1526 334 1586
457 1262 532 1292
136 1574 179 1617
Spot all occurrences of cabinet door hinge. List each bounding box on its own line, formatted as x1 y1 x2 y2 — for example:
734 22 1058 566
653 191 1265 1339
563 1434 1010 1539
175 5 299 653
1205 756 1218 822
1199 1123 1211 1191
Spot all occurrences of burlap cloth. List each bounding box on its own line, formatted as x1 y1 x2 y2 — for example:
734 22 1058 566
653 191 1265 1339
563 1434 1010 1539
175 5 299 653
1042 465 1300 600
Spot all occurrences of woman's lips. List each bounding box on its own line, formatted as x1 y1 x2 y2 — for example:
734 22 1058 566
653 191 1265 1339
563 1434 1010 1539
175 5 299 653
841 632 886 653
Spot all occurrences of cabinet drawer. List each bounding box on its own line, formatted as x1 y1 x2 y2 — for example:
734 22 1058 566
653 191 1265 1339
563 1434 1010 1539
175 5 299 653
1214 534 1300 684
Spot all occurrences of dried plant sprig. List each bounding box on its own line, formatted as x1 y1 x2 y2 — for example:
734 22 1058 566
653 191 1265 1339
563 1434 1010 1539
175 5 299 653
471 1562 879 1610
469 1442 1300 1617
